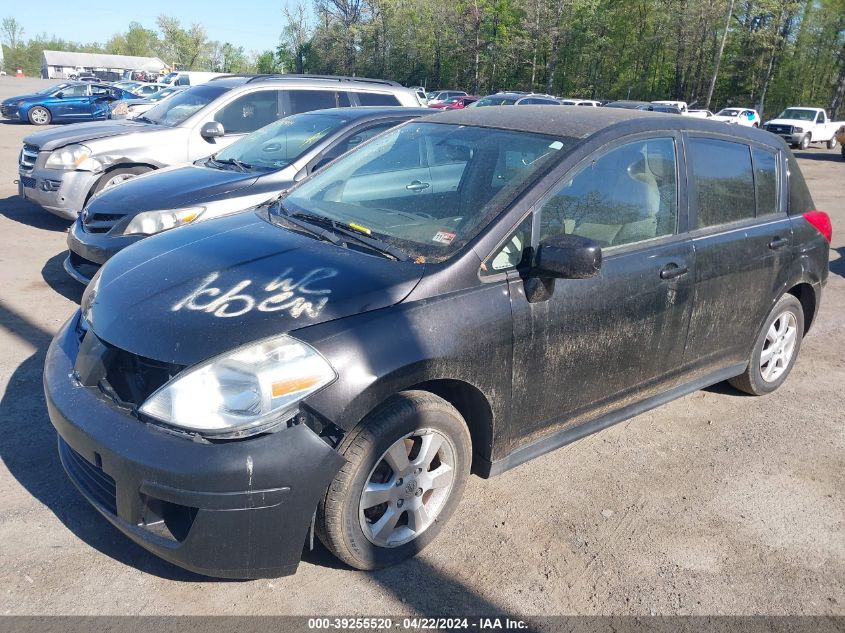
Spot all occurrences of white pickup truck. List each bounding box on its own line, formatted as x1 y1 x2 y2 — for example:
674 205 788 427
763 107 843 150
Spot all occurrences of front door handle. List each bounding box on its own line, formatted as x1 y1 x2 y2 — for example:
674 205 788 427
768 237 788 249
406 180 431 192
659 263 689 279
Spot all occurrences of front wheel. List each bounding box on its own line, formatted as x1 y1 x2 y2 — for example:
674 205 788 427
28 106 51 125
90 166 150 196
729 294 804 396
826 137 838 150
799 134 811 150
317 391 472 570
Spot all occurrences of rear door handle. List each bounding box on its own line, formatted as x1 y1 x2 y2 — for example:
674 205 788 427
406 180 431 191
659 263 689 280
768 237 788 249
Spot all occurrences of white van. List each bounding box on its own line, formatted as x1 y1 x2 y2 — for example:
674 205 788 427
161 71 229 87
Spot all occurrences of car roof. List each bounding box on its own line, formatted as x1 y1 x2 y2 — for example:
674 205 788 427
424 105 783 147
295 106 432 121
207 74 404 90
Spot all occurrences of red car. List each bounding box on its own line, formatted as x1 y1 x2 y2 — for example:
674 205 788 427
429 96 478 110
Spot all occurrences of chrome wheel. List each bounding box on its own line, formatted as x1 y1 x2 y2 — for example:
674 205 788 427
359 428 456 548
760 311 798 383
29 107 50 125
102 173 135 190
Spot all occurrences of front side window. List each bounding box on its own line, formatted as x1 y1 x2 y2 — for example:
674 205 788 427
752 147 779 216
688 138 755 228
279 122 571 261
538 137 678 248
214 90 282 134
215 112 351 171
143 84 229 126
60 84 90 98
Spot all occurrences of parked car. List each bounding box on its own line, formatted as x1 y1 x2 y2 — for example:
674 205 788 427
45 106 830 579
559 98 601 107
763 107 843 150
603 100 655 109
409 86 427 104
17 74 421 220
473 92 560 106
109 86 187 120
650 104 683 114
428 95 478 110
65 106 431 283
160 71 229 86
128 83 169 98
426 90 467 106
652 100 689 114
73 74 100 82
711 107 760 127
0 82 135 125
688 109 714 118
111 80 144 92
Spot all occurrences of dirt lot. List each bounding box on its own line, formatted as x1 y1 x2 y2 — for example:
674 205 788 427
0 76 842 617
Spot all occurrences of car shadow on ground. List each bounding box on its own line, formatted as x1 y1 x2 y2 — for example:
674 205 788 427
0 194 70 232
792 149 843 162
42 251 84 304
0 301 218 582
829 247 845 279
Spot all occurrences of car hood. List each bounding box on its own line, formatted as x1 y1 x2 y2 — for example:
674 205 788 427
765 118 807 127
2 93 44 105
84 211 425 366
86 164 262 214
710 115 738 122
24 119 164 151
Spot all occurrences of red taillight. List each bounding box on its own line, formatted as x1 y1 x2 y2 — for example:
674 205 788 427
803 210 832 243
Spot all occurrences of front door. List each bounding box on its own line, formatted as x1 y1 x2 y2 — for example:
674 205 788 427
503 135 696 445
54 84 91 119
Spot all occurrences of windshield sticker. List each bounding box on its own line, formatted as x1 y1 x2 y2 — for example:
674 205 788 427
432 231 456 244
172 268 337 319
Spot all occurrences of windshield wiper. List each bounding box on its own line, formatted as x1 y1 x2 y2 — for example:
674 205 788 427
134 116 156 124
271 201 342 245
212 157 253 173
289 211 410 261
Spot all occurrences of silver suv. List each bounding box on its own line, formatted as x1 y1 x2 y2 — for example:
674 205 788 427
17 75 421 220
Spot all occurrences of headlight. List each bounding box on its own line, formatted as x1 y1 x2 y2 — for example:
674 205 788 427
793 127 803 133
139 335 336 437
45 144 99 170
120 207 205 235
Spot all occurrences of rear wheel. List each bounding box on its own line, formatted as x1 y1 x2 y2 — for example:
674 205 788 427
28 106 51 125
317 391 472 570
729 294 804 396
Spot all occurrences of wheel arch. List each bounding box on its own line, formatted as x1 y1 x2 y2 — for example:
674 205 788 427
85 162 158 205
786 281 817 335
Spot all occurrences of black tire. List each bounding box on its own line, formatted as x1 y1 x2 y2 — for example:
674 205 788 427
316 390 472 571
90 166 150 197
799 134 810 150
729 294 804 396
27 106 51 125
826 137 837 150
841 146 845 161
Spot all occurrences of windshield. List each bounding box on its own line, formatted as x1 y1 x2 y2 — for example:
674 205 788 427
216 112 350 171
716 109 741 117
147 87 180 102
279 122 572 261
161 72 179 84
141 84 228 126
473 96 519 107
777 108 817 121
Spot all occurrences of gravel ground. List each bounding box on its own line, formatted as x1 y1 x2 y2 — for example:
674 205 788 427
0 76 842 617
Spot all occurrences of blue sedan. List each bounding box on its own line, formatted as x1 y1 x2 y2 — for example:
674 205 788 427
0 82 135 125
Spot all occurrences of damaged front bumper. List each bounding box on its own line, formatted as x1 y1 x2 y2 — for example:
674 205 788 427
44 314 346 579
18 167 98 220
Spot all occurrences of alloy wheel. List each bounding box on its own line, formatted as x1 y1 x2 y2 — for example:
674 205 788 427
760 311 798 382
30 108 50 125
359 428 456 548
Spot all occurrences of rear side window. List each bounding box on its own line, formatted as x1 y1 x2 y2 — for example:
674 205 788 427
353 91 401 106
288 89 349 114
752 147 779 216
688 138 755 228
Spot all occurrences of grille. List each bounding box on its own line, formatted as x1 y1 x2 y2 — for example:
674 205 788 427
767 124 792 135
59 437 117 515
82 210 126 234
19 176 36 189
19 144 38 169
1 105 16 118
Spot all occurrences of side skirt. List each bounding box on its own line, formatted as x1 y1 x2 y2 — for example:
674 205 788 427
478 362 747 478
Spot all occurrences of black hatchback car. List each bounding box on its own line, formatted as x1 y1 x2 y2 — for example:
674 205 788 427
44 107 830 579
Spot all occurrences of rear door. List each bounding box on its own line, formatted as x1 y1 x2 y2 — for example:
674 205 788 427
683 135 793 372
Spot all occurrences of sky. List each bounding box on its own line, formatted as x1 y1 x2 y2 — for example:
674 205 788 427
6 0 294 55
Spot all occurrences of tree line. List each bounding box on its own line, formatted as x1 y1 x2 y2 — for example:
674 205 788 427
2 0 844 119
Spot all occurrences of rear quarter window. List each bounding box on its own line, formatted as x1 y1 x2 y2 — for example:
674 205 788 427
785 151 815 214
688 138 755 228
353 91 401 106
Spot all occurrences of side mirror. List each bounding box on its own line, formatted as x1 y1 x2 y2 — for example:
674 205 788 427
532 234 602 279
201 121 225 139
